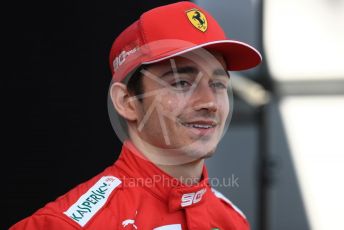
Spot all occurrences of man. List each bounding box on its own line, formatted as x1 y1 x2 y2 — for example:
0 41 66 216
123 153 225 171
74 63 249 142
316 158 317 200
11 1 261 229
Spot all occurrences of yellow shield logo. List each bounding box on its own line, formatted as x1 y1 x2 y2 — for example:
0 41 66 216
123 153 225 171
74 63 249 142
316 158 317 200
186 9 208 32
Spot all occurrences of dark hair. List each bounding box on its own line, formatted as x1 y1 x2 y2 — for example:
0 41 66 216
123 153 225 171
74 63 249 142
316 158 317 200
108 66 145 138
125 66 144 102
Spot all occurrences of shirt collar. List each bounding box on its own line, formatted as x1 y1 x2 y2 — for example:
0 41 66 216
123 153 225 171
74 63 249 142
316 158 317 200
114 140 211 211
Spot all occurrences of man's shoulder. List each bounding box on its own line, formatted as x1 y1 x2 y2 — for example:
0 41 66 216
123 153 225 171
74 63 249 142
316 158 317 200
210 187 247 220
11 165 130 229
56 174 122 226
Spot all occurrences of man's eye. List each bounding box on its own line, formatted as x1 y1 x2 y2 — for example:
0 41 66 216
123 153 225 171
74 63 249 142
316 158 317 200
211 82 227 89
171 80 192 89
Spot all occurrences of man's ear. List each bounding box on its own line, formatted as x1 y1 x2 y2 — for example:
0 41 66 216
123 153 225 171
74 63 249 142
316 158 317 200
110 82 138 121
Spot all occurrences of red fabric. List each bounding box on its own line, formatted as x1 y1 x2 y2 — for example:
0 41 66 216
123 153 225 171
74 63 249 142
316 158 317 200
10 140 250 230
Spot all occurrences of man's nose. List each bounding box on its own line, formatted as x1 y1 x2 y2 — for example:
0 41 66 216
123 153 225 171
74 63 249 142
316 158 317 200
191 81 218 112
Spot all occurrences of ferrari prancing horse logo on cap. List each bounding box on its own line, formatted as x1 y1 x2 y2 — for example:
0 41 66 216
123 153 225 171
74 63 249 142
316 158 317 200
186 9 208 32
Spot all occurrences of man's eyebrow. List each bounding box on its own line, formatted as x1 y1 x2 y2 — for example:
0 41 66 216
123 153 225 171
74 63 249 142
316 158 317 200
161 66 199 78
160 66 230 78
213 68 230 78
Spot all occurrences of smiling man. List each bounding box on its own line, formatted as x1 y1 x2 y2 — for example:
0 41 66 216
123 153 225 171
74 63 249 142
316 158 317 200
114 51 232 185
11 2 261 230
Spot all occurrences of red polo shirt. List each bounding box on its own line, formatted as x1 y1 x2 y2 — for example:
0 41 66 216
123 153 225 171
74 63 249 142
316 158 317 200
10 140 249 230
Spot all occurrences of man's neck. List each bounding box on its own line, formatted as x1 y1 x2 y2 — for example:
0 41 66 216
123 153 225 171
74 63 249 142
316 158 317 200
128 132 204 185
156 158 204 185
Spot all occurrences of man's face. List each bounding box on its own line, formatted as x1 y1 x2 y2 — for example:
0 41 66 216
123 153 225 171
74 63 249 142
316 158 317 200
130 50 230 160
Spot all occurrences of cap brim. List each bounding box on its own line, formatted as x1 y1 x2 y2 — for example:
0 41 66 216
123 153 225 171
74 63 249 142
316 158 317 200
142 40 262 71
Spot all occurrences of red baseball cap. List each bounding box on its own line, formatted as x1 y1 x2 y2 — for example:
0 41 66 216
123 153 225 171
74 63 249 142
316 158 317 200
109 1 262 82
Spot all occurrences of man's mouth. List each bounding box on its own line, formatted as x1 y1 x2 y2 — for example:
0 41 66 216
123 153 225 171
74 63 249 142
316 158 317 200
182 123 216 129
180 120 218 135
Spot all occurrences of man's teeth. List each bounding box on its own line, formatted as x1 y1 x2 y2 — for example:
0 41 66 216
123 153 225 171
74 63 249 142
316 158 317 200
183 124 214 129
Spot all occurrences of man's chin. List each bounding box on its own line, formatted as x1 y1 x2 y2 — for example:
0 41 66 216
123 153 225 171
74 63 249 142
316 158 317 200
182 142 217 160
